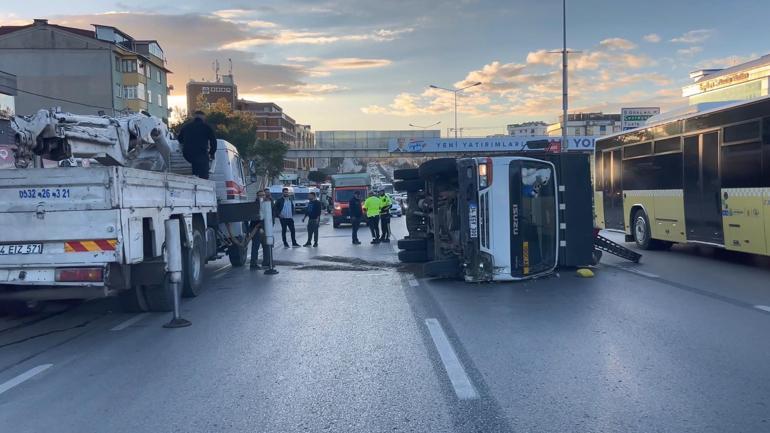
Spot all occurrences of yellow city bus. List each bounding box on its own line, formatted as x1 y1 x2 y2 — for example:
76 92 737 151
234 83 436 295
595 96 770 254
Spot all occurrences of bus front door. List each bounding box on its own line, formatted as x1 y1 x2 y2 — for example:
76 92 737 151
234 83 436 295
683 132 724 244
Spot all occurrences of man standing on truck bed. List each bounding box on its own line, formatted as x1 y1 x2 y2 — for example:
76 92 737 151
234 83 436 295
274 187 300 248
364 190 381 244
178 110 217 179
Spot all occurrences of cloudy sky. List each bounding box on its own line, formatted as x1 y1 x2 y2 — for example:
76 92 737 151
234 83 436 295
2 0 767 133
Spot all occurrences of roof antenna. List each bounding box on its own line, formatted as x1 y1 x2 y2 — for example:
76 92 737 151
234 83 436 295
228 58 233 76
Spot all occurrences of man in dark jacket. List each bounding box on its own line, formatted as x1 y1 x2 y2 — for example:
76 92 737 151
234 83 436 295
348 190 363 245
273 187 300 247
249 189 267 270
178 111 217 179
302 192 322 247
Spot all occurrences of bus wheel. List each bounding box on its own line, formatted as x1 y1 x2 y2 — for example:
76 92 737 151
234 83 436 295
632 209 653 250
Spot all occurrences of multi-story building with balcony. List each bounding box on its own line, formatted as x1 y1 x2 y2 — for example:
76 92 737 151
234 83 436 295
0 19 171 121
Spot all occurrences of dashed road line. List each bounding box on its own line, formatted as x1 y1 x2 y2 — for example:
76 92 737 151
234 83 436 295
754 305 770 313
606 263 659 279
424 318 479 400
109 313 150 331
0 364 53 396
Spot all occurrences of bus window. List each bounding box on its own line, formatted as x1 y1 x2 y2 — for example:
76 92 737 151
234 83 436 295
722 142 762 187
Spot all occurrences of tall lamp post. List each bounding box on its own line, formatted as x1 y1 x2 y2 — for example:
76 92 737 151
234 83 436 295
561 0 568 151
429 82 482 140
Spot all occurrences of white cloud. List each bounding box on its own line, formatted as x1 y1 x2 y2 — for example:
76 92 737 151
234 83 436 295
697 53 758 69
526 49 561 66
600 38 637 51
671 29 714 44
321 58 392 70
643 33 661 43
677 46 703 57
220 27 413 50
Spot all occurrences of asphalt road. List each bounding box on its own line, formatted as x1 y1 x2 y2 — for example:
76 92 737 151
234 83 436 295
1 217 769 433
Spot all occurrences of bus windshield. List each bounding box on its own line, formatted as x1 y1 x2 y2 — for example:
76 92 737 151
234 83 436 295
510 160 557 277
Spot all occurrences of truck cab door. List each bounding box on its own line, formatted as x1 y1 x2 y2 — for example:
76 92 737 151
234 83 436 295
509 159 558 278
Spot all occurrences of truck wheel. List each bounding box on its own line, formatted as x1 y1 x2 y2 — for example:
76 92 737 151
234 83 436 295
182 227 206 298
394 168 419 180
397 238 427 251
228 243 247 267
423 259 461 278
398 249 428 263
632 209 653 250
591 249 603 265
144 276 177 312
419 158 457 180
394 179 424 193
118 285 150 313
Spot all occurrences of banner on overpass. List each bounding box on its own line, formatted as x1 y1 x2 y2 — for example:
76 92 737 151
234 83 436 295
388 136 597 153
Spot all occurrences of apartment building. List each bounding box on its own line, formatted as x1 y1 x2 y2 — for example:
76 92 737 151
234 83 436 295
0 19 170 120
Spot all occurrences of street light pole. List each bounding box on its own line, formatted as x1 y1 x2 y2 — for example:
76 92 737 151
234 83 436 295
561 0 568 151
429 82 481 140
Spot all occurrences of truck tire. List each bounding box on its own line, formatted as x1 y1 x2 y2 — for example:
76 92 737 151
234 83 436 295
144 276 177 312
228 243 247 267
182 227 206 298
398 249 428 263
397 238 427 251
419 158 457 180
394 168 419 180
423 259 461 278
394 179 424 193
118 285 150 313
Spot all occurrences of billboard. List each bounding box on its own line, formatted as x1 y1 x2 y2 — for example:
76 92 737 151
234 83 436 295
621 107 660 130
388 136 597 153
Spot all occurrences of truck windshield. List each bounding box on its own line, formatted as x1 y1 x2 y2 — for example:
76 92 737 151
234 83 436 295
334 189 365 202
294 192 309 200
510 160 557 277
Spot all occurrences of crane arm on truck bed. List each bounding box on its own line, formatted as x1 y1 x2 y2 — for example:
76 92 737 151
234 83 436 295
9 109 174 170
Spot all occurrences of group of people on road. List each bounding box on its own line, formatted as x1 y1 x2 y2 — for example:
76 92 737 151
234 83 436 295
349 189 392 245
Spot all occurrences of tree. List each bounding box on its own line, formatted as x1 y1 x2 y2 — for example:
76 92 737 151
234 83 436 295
249 139 288 180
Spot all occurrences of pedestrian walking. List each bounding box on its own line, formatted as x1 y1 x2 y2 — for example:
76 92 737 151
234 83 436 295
274 187 300 247
378 190 392 243
249 189 267 269
177 110 217 179
363 190 381 244
302 192 322 247
349 190 363 245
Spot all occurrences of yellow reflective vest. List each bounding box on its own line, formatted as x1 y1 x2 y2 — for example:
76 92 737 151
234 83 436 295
364 196 381 217
379 194 392 215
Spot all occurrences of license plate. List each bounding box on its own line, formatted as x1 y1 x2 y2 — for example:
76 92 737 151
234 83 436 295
0 243 44 255
469 205 478 238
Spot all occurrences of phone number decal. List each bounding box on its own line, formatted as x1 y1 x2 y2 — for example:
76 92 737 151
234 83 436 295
18 188 71 199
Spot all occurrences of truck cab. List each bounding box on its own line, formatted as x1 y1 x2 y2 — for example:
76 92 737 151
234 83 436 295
396 154 594 282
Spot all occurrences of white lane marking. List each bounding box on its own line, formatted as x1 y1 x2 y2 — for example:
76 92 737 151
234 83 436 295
754 305 770 313
0 364 53 396
408 277 420 287
110 313 150 331
625 268 660 279
391 242 399 253
424 318 479 400
607 264 659 279
214 264 231 273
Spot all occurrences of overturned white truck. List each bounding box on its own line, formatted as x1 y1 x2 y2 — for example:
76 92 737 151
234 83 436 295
0 110 256 313
394 152 596 282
